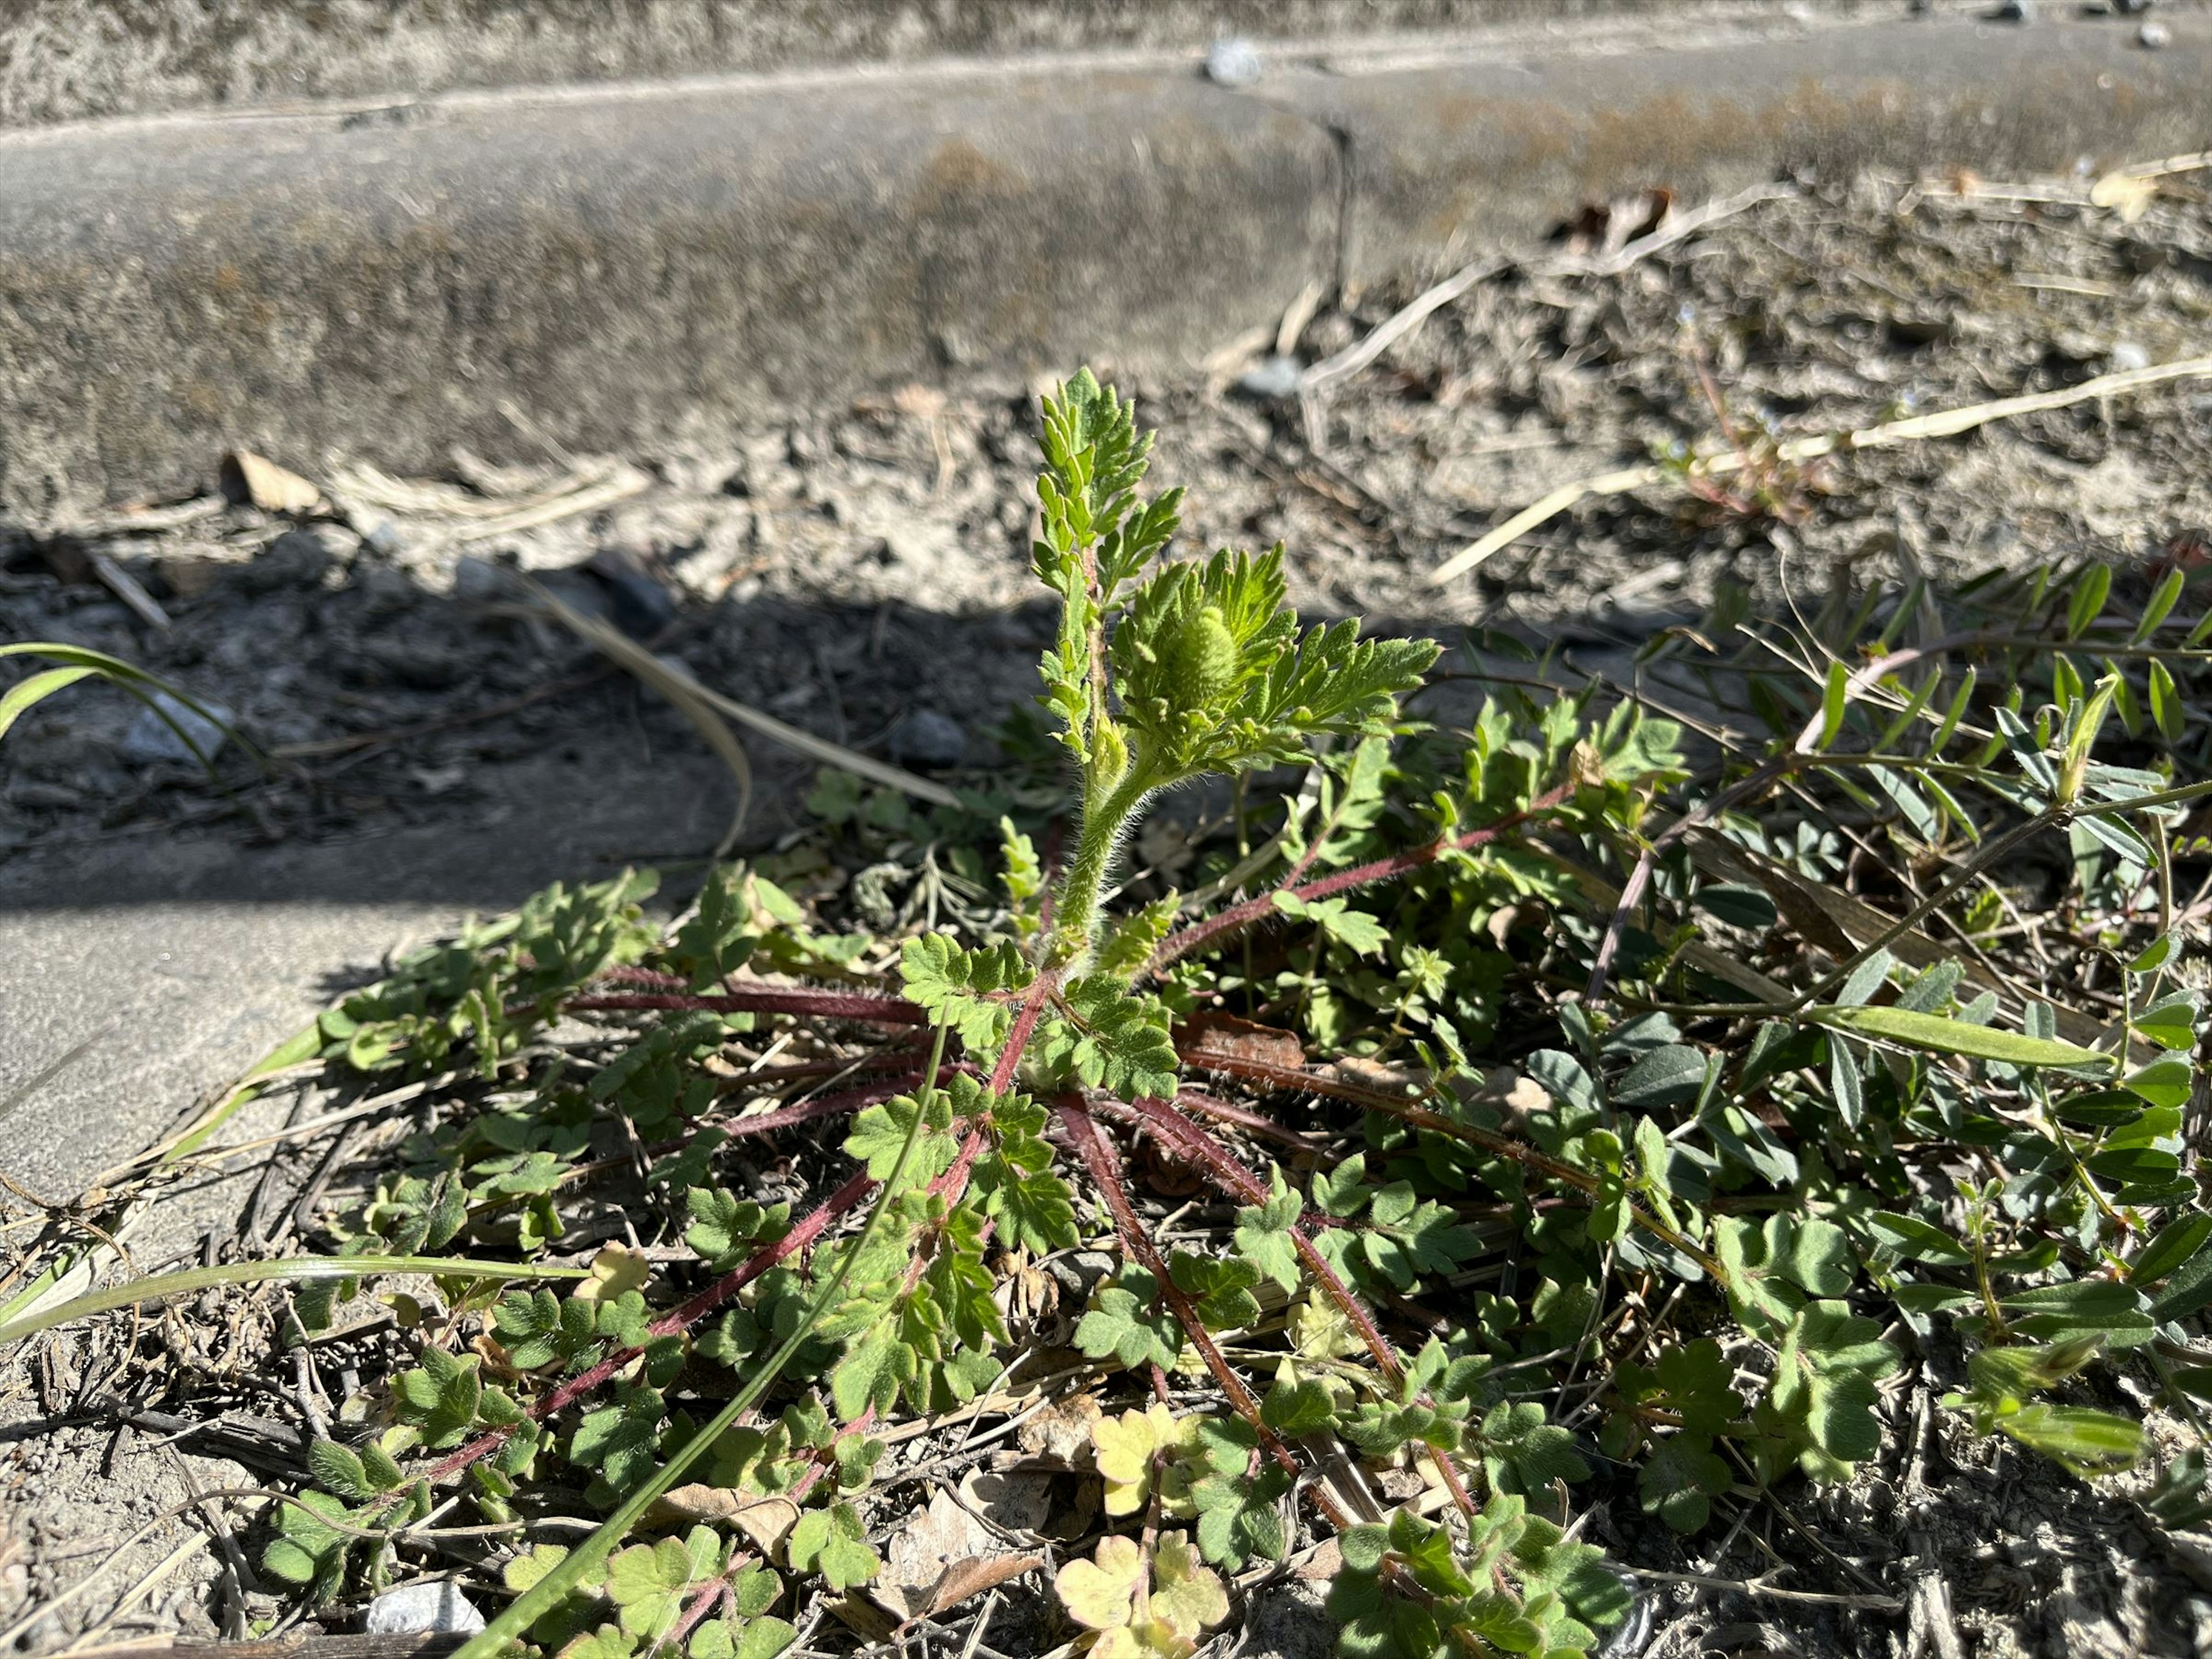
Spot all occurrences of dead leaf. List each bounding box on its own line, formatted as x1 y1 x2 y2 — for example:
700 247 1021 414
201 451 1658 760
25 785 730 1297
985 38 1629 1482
2090 169 2160 224
922 1550 1044 1616
1135 1134 1206 1199
959 1467 1054 1535
831 1592 901 1641
644 1487 800 1557
1176 1012 1305 1070
1001 1262 1059 1333
1017 1391 1102 1459
1327 1054 1424 1097
884 1488 998 1600
220 450 323 515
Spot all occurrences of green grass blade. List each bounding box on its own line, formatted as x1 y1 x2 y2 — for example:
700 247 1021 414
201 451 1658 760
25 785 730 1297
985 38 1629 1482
0 640 264 768
0 665 97 741
160 1021 328 1164
1809 1005 2111 1070
0 1255 593 1347
453 1018 950 1659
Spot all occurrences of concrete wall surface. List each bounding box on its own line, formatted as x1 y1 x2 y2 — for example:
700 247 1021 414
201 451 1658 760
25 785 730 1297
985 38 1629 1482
0 6 2202 514
0 0 1892 128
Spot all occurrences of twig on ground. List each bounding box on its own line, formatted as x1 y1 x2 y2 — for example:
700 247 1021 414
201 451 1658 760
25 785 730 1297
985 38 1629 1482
1617 1565 1903 1613
1432 351 2212 584
1301 180 1794 445
522 576 957 811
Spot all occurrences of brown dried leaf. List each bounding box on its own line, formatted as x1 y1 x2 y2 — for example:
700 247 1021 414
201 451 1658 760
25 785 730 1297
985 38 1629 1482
1134 1134 1205 1199
644 1486 799 1556
958 1467 1055 1534
1176 1012 1305 1070
1328 1054 1423 1096
219 450 323 515
924 1550 1044 1616
1017 1391 1103 1460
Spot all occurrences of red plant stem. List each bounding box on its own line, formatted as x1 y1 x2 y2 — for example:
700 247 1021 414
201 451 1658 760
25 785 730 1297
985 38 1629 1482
991 972 1058 1094
1122 1099 1493 1521
421 1168 877 1483
665 1565 745 1650
710 1079 915 1142
1144 781 1578 977
710 1051 932 1094
1194 1051 1726 1279
1053 1096 1300 1479
1122 1097 1402 1378
1169 1086 1332 1154
563 989 925 1025
911 969 1055 1207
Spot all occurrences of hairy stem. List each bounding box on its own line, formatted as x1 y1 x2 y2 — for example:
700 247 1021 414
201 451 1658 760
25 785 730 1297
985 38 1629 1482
1119 1095 1484 1523
1055 1096 1302 1478
1050 766 1158 967
421 1167 878 1484
1145 781 1578 978
456 1021 952 1659
1187 1051 1728 1281
562 988 925 1025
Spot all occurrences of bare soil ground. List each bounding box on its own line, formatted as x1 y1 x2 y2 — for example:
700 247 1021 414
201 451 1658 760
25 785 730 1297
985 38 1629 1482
7 165 2212 1658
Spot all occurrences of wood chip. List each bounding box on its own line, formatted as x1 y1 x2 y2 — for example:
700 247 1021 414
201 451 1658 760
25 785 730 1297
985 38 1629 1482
220 451 323 515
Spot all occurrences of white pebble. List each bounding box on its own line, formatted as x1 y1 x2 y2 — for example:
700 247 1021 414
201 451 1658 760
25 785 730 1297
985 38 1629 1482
362 1582 486 1635
1206 39 1263 87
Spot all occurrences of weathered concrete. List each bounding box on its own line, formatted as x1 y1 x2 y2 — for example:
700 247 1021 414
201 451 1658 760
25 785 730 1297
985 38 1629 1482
3 5 2209 1207
0 12 2202 519
0 0 1863 129
1282 13 2212 286
0 66 1338 519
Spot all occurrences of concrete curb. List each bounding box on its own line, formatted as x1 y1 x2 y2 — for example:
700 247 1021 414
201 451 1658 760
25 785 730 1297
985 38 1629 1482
0 10 2204 516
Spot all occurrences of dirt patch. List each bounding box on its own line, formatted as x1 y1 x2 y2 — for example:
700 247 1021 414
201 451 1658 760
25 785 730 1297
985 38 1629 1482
12 168 2212 883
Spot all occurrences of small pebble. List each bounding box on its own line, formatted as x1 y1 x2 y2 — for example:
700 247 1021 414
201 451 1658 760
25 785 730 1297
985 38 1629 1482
1235 355 1304 401
586 548 679 639
886 709 967 770
118 690 234 766
237 527 332 595
1205 37 1263 86
2111 340 2152 372
357 517 404 558
362 1582 484 1637
2139 19 2171 46
450 555 512 604
1991 0 2032 18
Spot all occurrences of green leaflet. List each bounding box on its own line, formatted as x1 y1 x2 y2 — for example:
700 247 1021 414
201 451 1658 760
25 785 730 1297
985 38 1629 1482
1807 1005 2111 1070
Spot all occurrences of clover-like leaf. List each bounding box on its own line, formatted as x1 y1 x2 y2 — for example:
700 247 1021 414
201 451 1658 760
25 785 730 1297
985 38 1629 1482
1075 1266 1181 1373
1092 1404 1192 1518
1149 1532 1229 1639
786 1501 878 1590
1057 1534 1146 1633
